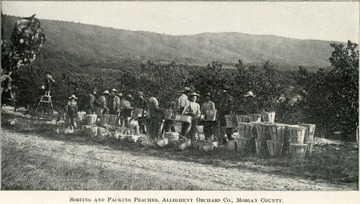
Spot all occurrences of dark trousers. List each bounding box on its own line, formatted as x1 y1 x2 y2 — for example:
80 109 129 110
138 117 147 134
149 117 162 139
203 122 215 140
162 120 176 134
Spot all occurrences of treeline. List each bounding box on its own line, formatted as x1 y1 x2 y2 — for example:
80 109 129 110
11 41 359 141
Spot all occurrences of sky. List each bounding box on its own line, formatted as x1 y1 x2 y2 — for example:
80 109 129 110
2 1 359 42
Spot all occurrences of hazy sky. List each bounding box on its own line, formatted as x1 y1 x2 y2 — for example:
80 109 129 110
2 1 359 42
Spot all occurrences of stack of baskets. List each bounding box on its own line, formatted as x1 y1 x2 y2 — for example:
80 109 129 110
299 124 316 158
254 123 271 156
267 123 287 157
287 125 309 160
234 122 255 154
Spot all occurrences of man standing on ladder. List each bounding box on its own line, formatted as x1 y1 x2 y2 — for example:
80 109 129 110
44 74 55 96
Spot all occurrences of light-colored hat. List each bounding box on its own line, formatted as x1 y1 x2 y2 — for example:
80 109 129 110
181 87 191 93
69 95 78 99
244 91 256 98
103 90 110 95
111 89 117 92
126 94 133 99
117 92 123 97
188 92 199 97
137 91 144 96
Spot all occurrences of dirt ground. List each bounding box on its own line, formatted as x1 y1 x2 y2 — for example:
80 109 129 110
2 127 357 190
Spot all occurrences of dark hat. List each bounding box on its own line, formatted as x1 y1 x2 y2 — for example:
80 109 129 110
204 92 211 97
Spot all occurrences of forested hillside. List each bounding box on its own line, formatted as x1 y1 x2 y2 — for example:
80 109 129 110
2 15 335 71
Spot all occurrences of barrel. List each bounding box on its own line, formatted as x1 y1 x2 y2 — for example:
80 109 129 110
268 123 287 142
266 140 283 157
85 114 97 125
249 114 261 122
225 115 237 128
299 124 316 143
238 122 254 138
261 112 275 123
288 126 306 144
290 143 307 160
236 115 250 123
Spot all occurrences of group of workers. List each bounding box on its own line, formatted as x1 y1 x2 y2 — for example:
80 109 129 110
65 86 259 144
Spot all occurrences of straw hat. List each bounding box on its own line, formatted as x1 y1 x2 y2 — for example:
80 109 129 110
111 88 117 93
103 90 110 95
244 91 256 98
137 91 144 97
69 95 78 99
126 94 133 99
188 92 199 97
181 87 191 93
117 92 123 97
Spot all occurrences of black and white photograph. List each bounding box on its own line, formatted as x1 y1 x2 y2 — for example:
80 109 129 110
0 0 359 201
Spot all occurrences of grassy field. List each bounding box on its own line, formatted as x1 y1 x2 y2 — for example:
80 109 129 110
1 112 358 190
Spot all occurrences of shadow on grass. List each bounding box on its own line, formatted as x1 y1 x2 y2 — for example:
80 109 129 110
2 113 358 187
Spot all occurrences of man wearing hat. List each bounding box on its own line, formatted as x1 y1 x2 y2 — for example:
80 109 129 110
97 90 110 115
65 95 78 129
201 92 216 140
182 92 201 139
108 89 121 115
243 91 259 114
177 87 191 136
218 88 235 144
121 94 134 127
87 87 100 115
135 91 149 134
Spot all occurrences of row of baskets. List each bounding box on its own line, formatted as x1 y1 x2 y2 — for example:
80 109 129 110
225 112 276 128
228 122 316 159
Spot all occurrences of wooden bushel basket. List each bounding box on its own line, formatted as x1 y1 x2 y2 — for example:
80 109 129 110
261 112 275 123
266 140 283 157
98 114 110 125
236 115 250 123
177 140 191 151
156 138 169 148
268 123 287 142
305 142 314 158
85 114 97 125
86 126 98 137
299 124 316 143
249 114 261 122
108 114 118 126
238 122 254 138
254 123 271 142
236 138 253 154
288 126 306 144
290 143 307 160
255 139 268 156
225 115 237 128
164 132 179 144
227 140 237 151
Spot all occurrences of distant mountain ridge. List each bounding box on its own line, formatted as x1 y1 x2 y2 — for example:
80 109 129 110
2 15 337 71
